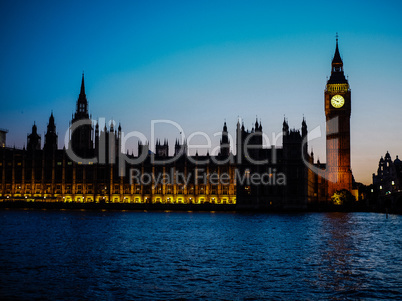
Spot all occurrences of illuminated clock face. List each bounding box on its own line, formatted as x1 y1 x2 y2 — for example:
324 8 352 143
331 95 345 108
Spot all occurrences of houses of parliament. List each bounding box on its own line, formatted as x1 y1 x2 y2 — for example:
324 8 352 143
0 40 356 209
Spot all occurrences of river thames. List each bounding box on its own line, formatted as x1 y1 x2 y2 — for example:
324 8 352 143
0 210 401 300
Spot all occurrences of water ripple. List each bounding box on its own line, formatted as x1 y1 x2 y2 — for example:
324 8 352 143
0 210 401 299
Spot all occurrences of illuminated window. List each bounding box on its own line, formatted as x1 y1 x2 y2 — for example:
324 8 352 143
245 186 251 194
199 185 205 194
188 185 194 193
166 185 172 194
177 185 184 194
222 186 229 194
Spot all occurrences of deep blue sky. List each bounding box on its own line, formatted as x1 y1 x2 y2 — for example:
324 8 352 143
1 0 401 184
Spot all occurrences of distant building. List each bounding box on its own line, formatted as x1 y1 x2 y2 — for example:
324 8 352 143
27 123 41 151
0 129 7 147
373 151 402 196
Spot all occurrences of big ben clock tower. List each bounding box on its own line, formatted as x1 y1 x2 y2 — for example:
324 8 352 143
325 36 352 198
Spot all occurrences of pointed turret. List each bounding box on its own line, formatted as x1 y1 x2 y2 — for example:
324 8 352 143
220 120 230 157
302 117 307 137
80 72 85 95
49 111 55 126
282 117 289 136
44 112 58 152
74 72 89 119
156 138 169 157
27 121 41 151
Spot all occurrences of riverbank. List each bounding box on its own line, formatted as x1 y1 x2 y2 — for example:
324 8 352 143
1 200 400 214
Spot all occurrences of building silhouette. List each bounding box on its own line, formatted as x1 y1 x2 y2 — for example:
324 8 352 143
0 129 8 148
308 36 355 203
373 152 402 196
324 36 353 196
0 40 356 208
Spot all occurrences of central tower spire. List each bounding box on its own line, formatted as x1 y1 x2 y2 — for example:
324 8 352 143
70 73 94 157
80 71 86 95
75 72 89 119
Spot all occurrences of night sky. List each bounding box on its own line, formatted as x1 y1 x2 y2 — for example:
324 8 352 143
1 0 401 184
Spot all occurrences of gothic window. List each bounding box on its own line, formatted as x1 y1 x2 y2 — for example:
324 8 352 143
177 185 184 194
156 185 162 194
222 186 229 195
144 185 151 194
211 185 217 194
166 185 172 194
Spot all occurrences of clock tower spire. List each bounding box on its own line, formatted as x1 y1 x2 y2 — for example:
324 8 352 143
325 36 352 199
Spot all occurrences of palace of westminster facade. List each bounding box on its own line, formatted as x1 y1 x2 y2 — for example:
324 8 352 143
0 40 354 209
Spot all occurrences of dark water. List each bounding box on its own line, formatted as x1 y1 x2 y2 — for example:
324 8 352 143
0 210 401 300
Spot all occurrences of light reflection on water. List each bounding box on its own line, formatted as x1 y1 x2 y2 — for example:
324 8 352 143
0 210 401 299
